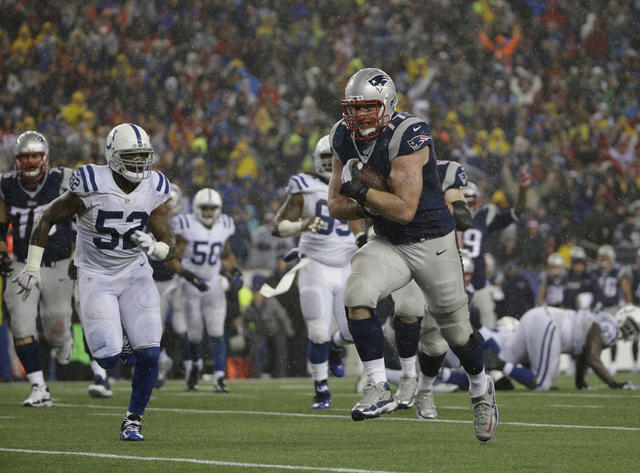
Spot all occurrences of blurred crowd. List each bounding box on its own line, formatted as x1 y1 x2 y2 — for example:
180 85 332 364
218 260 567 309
1 1 640 376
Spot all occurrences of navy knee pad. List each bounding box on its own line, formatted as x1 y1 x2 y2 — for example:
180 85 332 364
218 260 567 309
450 330 485 375
96 354 120 370
134 347 160 369
393 318 421 358
418 351 446 377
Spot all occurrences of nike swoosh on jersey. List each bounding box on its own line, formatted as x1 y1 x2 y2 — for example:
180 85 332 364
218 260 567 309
413 125 421 131
436 249 447 256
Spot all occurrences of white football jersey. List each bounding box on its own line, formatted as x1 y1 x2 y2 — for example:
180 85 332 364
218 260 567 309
69 165 171 276
544 307 615 355
287 173 356 267
172 212 235 280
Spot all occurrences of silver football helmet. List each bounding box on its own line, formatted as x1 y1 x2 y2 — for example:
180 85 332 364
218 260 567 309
597 244 616 270
342 68 397 140
595 311 618 347
461 182 479 209
569 246 587 264
105 123 155 183
547 252 565 277
614 305 640 340
312 135 332 180
13 131 49 182
193 188 222 227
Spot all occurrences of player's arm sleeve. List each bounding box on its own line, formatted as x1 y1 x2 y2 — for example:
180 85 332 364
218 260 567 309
389 118 431 161
60 167 74 191
152 171 171 209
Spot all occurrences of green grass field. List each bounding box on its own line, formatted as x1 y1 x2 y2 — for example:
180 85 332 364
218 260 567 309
1 373 639 473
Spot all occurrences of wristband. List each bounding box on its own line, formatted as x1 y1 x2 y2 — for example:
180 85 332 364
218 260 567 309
277 219 303 237
153 241 170 260
25 245 45 274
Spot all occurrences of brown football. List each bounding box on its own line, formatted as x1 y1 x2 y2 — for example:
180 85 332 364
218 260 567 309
360 163 389 191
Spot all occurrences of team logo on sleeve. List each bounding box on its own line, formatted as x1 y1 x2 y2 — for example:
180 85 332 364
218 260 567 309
407 134 431 152
368 74 391 93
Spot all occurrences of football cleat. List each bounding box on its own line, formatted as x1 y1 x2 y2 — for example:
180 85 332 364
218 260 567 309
415 390 437 419
88 375 113 398
214 377 229 393
351 381 397 421
120 413 144 441
395 375 418 409
155 357 173 389
120 333 136 367
471 375 498 441
312 380 331 409
55 338 73 365
23 384 52 407
186 365 199 391
328 344 345 377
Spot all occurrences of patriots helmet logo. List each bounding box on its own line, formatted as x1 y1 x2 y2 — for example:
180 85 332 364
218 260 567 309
368 74 391 93
407 134 431 152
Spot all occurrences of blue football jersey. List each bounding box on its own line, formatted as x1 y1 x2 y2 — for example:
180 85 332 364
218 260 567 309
331 112 455 243
541 273 568 307
592 265 630 308
463 205 517 290
0 167 74 262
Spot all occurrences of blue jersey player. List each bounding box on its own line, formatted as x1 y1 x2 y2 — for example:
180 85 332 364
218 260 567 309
460 169 529 328
1 131 75 407
327 68 497 441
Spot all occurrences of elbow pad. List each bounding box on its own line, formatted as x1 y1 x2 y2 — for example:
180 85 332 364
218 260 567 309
452 200 472 231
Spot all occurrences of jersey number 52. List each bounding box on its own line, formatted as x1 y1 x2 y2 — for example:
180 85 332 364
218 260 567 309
93 210 149 250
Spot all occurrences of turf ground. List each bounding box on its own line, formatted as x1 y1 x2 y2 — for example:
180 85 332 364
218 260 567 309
1 373 639 473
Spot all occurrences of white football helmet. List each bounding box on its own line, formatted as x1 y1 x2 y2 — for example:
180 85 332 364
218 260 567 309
614 305 640 340
13 130 49 182
312 135 332 180
496 316 520 331
342 68 397 140
105 123 155 183
168 183 182 213
547 252 565 277
193 188 222 226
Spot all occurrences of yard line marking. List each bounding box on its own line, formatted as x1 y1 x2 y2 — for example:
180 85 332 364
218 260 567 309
0 448 416 473
550 404 603 409
49 403 640 432
0 416 16 419
513 392 640 399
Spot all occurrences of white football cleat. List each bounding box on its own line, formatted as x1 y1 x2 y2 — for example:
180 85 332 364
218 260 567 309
415 390 437 419
23 384 52 407
395 375 418 409
471 375 498 441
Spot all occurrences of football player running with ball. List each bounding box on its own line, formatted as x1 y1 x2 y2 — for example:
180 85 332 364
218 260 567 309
328 68 497 441
14 123 175 441
1 131 75 407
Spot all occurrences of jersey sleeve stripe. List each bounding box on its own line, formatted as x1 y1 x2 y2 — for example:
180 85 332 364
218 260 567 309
162 174 170 194
77 167 89 192
86 165 98 191
290 176 303 191
155 172 164 192
297 175 309 188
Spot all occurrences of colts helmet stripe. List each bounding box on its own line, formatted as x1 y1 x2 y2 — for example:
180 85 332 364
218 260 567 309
128 123 143 147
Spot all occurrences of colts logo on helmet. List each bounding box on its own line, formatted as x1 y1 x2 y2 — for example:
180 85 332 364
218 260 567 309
407 134 431 152
368 74 390 93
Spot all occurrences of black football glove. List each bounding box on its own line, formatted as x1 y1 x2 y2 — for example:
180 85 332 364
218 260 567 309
340 159 369 205
181 269 209 292
354 232 367 248
0 251 12 277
